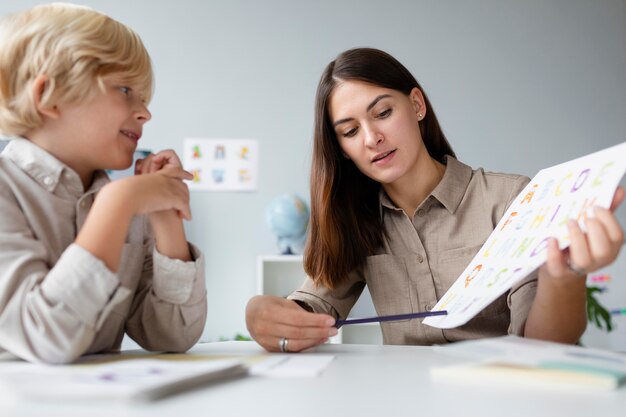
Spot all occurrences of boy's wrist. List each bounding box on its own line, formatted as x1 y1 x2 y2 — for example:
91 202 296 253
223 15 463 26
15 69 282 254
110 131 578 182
150 211 191 261
98 180 136 220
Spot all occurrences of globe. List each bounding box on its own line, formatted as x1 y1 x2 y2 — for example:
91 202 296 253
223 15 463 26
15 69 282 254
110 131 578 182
265 194 309 254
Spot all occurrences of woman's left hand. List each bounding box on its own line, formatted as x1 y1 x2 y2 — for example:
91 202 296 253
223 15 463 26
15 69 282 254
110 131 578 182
541 186 625 284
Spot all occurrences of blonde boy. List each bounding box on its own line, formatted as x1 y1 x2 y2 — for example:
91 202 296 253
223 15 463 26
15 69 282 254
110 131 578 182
0 3 207 363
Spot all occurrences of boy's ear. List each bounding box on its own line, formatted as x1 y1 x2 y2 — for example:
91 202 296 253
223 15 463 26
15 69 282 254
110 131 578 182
31 74 60 119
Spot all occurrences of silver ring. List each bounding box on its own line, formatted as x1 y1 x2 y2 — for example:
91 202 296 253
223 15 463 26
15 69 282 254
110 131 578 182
279 337 288 353
567 260 587 276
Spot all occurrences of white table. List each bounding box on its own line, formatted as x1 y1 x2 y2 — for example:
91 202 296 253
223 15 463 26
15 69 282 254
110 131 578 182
1 341 625 417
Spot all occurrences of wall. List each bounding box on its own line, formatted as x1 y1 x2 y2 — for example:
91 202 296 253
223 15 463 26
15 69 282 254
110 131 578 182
1 0 625 346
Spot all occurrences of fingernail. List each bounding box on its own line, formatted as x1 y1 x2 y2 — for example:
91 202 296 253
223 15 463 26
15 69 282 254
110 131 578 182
326 318 335 326
329 328 338 337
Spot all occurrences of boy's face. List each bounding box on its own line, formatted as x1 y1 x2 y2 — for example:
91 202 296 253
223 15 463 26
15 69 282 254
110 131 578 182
49 78 151 178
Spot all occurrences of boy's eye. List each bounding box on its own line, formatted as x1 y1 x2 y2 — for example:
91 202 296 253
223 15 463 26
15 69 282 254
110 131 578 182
119 86 131 95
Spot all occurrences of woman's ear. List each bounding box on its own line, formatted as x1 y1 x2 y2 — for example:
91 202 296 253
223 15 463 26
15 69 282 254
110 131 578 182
31 74 60 119
409 87 426 121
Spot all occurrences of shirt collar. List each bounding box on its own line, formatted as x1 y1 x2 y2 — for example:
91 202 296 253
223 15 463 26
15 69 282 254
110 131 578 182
430 155 473 214
379 155 473 215
2 137 110 197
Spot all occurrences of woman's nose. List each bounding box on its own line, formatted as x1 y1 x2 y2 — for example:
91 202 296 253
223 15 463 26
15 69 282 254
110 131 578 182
363 125 383 147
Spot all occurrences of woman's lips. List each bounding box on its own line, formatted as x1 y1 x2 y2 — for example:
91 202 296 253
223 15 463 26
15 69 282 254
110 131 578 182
372 149 396 164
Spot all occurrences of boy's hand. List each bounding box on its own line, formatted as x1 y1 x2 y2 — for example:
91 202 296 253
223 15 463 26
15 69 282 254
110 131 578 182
135 149 185 174
127 150 194 262
110 166 193 220
134 150 192 220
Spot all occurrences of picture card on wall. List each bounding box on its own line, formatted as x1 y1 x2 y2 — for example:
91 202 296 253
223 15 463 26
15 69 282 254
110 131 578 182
183 138 258 192
423 141 626 329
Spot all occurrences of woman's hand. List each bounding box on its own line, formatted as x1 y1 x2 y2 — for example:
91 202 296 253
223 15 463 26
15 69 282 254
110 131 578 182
246 295 338 352
542 186 625 284
527 187 625 343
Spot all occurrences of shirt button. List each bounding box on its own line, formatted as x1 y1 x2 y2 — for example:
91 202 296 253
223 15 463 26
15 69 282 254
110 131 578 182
425 304 433 311
417 209 426 217
417 254 424 263
80 200 87 208
43 176 53 186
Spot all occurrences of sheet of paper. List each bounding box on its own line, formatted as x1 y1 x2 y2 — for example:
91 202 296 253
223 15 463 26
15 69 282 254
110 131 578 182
424 142 626 329
183 138 258 191
0 358 245 402
431 336 626 390
249 354 335 378
434 335 626 367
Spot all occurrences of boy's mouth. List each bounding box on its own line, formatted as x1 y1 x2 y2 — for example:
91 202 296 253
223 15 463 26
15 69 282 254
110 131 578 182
120 129 141 141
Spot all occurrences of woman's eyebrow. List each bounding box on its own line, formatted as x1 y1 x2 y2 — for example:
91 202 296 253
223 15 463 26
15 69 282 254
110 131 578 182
366 94 392 112
333 94 393 128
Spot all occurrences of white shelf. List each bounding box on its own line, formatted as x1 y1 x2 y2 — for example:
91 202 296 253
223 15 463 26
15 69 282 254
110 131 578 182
257 255 382 344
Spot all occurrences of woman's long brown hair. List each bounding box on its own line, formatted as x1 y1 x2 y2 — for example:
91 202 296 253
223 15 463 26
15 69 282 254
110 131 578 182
304 48 456 289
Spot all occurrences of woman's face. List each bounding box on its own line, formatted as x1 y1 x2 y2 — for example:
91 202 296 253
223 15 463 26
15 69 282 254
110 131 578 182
328 80 427 186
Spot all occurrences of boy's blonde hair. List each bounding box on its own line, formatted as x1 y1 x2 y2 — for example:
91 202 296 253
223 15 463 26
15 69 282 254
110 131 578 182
0 3 153 137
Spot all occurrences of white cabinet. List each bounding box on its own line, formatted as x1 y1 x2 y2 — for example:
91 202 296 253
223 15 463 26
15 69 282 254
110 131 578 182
256 255 382 344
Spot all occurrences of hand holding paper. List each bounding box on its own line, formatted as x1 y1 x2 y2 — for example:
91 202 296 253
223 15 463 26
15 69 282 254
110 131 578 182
423 142 626 329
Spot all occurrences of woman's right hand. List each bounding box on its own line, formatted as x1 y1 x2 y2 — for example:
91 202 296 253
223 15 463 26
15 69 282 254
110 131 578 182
246 295 338 352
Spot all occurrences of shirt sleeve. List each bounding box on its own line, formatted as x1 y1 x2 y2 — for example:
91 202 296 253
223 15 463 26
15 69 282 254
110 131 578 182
124 242 207 352
0 190 127 363
508 269 538 336
287 267 365 320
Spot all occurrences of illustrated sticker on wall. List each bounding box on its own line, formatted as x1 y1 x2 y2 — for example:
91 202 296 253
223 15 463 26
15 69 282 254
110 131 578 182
183 138 259 191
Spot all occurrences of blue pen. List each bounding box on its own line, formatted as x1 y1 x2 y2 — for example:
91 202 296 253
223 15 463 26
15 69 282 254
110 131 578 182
335 310 447 329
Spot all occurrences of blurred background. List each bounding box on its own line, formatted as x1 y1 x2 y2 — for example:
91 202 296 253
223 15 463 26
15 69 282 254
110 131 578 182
1 0 625 348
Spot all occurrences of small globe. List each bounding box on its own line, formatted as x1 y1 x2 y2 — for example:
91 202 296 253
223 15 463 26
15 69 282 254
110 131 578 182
265 194 309 254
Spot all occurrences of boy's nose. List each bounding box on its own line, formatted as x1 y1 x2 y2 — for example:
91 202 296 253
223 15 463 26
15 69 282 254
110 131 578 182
135 104 151 123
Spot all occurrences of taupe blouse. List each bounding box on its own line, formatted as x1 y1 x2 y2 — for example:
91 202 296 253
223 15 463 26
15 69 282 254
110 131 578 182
289 156 537 345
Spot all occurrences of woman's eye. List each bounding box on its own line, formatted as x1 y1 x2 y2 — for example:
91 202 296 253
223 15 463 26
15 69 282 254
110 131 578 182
343 127 358 138
377 108 392 118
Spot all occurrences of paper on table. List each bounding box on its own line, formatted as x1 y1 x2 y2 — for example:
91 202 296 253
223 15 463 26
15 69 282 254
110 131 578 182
424 142 626 329
431 336 626 390
249 354 335 378
0 358 246 402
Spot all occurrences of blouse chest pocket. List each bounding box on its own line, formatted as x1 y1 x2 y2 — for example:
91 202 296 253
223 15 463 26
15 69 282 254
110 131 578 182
363 255 413 316
435 244 508 317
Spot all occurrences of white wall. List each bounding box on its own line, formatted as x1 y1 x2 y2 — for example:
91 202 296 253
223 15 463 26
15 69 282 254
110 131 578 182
2 0 625 345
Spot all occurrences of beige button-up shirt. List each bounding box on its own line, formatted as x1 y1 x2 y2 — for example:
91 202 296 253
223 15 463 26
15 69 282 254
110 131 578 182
0 138 207 363
289 156 538 345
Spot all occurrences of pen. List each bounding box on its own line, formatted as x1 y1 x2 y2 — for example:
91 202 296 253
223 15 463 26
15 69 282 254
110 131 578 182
335 310 448 329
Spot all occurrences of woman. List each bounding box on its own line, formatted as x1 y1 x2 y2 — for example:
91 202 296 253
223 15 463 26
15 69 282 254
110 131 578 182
246 48 624 352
